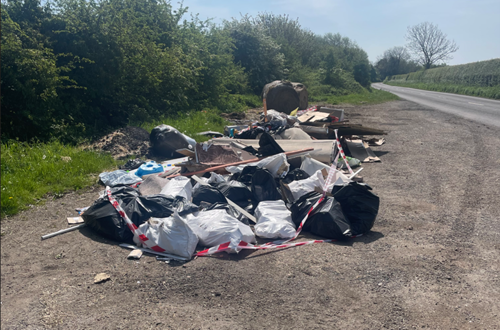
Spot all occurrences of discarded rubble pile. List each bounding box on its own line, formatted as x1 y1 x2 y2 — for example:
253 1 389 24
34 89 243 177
43 100 386 263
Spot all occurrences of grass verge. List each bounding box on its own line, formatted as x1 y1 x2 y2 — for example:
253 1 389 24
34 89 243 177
138 109 231 142
385 81 500 100
1 140 119 218
310 88 399 105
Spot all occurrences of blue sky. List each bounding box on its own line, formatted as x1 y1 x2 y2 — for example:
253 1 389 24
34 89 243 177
180 0 500 65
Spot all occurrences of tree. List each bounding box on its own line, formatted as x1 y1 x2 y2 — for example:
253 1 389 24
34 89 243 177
405 22 458 69
375 46 420 80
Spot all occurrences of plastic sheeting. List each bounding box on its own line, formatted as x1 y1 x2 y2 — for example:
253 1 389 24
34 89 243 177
138 212 199 259
160 176 192 200
185 209 256 247
254 200 296 239
99 170 142 187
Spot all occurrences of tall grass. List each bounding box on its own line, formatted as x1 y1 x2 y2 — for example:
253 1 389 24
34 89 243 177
1 140 118 217
138 109 231 142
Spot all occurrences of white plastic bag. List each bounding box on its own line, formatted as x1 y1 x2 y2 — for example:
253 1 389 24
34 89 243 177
288 170 325 202
160 176 192 200
138 212 198 259
99 170 142 187
185 209 256 247
254 200 296 239
226 153 289 178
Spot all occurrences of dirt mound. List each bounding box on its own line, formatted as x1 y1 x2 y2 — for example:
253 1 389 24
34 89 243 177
89 126 150 159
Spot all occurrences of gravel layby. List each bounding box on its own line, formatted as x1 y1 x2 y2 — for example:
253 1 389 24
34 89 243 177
2 100 500 329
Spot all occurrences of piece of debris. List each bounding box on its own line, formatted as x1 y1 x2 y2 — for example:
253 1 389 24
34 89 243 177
67 216 84 225
94 273 111 284
127 249 143 259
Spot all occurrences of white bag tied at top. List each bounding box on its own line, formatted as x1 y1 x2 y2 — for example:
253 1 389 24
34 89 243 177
138 212 199 259
254 200 296 239
185 209 256 248
160 176 193 200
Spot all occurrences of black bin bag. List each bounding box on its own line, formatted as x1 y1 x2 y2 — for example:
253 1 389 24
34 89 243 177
289 191 323 231
192 185 227 206
83 188 198 242
331 182 380 235
216 181 255 211
251 168 282 202
82 186 141 242
150 124 195 158
308 197 351 240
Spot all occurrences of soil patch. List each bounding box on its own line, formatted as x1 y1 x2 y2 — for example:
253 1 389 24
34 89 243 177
88 126 150 159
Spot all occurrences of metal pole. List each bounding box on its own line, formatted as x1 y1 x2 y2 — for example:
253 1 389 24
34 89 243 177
41 223 87 240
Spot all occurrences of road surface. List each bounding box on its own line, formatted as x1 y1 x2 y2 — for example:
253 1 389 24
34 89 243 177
373 82 500 128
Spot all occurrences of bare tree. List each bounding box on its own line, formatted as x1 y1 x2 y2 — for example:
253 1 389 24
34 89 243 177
406 22 458 69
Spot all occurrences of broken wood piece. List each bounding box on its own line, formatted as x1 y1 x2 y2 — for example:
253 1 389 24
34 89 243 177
165 148 314 179
345 140 381 163
67 216 84 225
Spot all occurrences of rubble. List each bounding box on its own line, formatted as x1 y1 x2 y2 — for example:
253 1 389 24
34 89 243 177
42 91 388 263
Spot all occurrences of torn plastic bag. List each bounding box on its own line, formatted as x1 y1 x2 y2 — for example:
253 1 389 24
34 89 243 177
192 172 227 194
202 202 250 225
262 110 288 129
251 169 282 202
160 176 192 201
289 191 323 231
138 212 198 259
226 153 289 178
82 187 142 242
282 168 310 184
99 170 142 187
150 124 196 158
308 197 352 240
331 182 379 235
185 209 256 247
192 185 227 206
132 195 199 219
254 200 296 239
287 170 325 203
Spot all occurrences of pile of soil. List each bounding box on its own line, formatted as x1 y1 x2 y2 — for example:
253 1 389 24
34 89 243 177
89 126 150 159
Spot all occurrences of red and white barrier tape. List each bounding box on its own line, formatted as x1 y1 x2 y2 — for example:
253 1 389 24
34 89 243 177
334 129 354 175
106 186 167 253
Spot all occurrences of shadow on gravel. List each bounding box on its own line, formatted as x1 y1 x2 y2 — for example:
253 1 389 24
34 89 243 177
213 230 385 261
373 150 390 157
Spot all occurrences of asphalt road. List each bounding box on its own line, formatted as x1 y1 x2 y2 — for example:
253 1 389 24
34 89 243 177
372 82 500 128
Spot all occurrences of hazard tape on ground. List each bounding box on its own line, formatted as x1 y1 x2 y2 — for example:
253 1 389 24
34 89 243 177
106 186 166 253
334 129 354 175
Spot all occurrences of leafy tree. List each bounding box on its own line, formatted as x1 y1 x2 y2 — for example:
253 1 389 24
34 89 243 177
406 22 459 69
375 46 421 80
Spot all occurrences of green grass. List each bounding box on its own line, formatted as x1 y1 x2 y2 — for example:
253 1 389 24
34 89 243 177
138 109 231 142
385 81 500 100
310 88 399 105
1 140 119 217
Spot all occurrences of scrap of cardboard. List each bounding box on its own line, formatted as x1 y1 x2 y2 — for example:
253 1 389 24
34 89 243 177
67 216 84 224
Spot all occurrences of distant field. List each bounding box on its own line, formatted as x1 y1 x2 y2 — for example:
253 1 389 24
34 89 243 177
385 58 500 99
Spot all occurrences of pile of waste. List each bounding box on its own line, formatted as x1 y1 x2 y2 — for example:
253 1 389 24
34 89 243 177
43 90 387 263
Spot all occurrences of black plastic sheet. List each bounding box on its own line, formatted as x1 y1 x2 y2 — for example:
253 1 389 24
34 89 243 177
251 168 282 202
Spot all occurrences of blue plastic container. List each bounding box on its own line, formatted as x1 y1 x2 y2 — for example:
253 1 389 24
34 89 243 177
135 161 163 178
